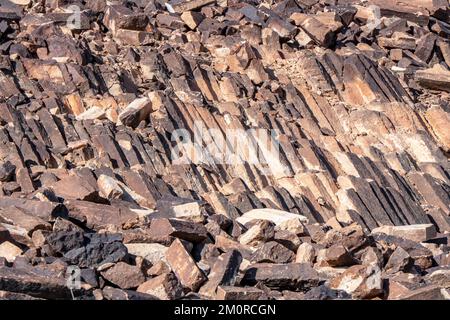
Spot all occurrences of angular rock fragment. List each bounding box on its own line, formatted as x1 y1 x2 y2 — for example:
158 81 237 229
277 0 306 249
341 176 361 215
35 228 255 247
0 161 15 182
147 261 171 277
100 262 145 289
51 175 99 202
373 233 434 271
399 285 448 300
102 286 158 300
237 209 308 235
243 263 320 291
0 198 64 222
378 32 417 50
154 200 206 223
415 64 450 92
0 266 91 299
0 290 43 300
171 0 216 13
181 12 205 30
118 97 152 128
251 241 295 264
215 286 267 300
0 0 448 302
372 224 437 243
137 273 184 300
0 241 22 262
0 207 51 236
425 269 450 287
321 244 354 267
65 200 137 230
125 243 168 265
199 250 242 298
47 231 128 268
238 220 275 247
424 106 450 152
296 242 316 264
273 229 301 252
97 174 124 200
103 5 149 35
330 264 384 299
147 218 208 244
291 13 336 47
384 247 412 274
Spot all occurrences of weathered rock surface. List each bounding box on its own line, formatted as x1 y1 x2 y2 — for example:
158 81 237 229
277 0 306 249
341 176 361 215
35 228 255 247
329 264 383 299
137 272 184 300
100 262 145 289
243 263 320 291
0 0 449 301
165 239 207 292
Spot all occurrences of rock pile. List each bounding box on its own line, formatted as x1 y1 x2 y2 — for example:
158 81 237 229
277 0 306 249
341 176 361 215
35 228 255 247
0 0 449 300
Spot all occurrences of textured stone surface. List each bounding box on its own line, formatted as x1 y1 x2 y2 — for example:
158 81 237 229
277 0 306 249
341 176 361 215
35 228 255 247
100 262 145 289
329 264 383 299
137 273 184 300
0 0 448 301
165 239 207 291
243 263 320 291
372 224 437 243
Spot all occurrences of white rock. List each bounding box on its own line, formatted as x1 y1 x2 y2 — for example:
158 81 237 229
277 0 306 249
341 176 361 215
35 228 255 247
0 241 22 262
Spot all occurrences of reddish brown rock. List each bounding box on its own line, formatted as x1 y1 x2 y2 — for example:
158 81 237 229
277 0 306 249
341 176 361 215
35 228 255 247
165 239 207 292
243 263 320 291
321 244 354 267
65 200 137 230
399 285 448 300
0 241 22 262
0 266 91 299
291 13 336 48
137 273 184 300
251 241 295 264
330 264 383 299
0 0 449 302
118 97 153 129
0 198 63 222
415 64 450 92
238 220 275 247
181 11 205 30
215 286 268 300
0 161 15 182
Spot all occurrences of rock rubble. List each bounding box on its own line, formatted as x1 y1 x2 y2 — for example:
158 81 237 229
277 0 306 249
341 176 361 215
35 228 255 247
0 0 449 300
